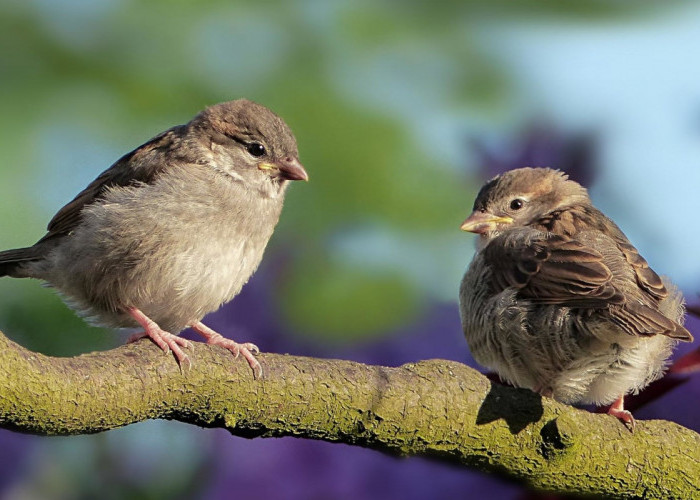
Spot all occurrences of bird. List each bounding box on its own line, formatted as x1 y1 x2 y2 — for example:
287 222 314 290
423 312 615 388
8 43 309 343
0 99 308 378
458 167 692 429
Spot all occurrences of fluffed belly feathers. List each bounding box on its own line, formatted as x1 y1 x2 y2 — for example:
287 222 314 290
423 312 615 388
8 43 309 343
22 172 279 333
459 252 680 405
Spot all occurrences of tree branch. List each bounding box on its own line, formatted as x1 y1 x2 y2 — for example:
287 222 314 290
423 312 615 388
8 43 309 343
0 329 697 499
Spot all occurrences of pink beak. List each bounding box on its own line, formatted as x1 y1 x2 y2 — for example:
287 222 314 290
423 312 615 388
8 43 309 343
277 157 309 182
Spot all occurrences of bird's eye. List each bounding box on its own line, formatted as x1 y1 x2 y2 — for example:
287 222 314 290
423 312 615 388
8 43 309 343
246 143 266 157
510 199 524 210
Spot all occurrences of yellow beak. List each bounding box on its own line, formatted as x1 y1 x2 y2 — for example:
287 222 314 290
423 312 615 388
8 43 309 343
460 211 513 234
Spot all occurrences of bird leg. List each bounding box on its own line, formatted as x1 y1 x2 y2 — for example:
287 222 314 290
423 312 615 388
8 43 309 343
533 384 554 398
607 395 635 431
127 307 192 370
190 321 262 379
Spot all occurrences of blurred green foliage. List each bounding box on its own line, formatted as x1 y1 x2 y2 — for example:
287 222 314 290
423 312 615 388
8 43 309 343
0 1 676 346
1 1 688 499
0 0 670 348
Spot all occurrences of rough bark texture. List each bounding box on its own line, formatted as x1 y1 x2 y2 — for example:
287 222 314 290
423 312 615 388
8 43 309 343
0 329 697 499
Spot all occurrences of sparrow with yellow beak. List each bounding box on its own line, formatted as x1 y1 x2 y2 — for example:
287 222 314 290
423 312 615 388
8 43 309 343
459 167 692 429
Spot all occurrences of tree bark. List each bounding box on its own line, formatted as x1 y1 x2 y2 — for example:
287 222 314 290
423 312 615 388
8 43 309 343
0 329 697 499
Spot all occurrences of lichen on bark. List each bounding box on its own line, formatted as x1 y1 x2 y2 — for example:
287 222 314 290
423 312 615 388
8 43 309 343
0 329 697 499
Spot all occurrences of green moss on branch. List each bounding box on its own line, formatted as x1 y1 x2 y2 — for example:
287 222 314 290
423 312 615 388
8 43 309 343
0 330 697 499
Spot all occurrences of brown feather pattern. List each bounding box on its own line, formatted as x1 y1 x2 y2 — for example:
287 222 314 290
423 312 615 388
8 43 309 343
41 127 188 243
460 167 692 407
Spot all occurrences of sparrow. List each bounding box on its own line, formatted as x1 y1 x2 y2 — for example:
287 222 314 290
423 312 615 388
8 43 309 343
458 167 692 429
0 99 308 378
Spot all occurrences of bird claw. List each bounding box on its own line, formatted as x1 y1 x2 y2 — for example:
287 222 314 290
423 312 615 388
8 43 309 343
608 407 635 432
190 322 263 379
126 310 261 377
607 396 636 432
127 308 192 371
533 384 553 398
208 336 262 379
148 329 192 368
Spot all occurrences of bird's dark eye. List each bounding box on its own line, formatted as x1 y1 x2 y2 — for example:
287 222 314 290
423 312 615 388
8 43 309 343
510 198 524 210
246 143 266 157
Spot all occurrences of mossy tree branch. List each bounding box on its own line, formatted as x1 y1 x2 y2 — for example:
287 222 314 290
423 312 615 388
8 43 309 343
0 329 697 499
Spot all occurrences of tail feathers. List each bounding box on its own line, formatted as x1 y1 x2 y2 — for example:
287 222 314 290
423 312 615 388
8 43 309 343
0 247 40 277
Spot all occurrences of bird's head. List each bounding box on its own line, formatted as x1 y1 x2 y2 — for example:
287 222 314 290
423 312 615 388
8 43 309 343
190 99 308 197
460 167 590 240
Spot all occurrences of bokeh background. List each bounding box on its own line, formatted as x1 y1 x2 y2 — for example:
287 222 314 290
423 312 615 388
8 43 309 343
1 1 699 499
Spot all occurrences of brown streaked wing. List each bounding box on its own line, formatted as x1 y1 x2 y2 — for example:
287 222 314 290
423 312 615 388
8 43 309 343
483 230 622 307
566 205 668 301
39 126 185 242
615 240 667 300
609 301 693 340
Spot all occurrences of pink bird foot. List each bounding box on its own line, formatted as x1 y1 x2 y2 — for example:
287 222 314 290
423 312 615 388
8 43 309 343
191 321 262 379
127 307 192 370
607 396 635 431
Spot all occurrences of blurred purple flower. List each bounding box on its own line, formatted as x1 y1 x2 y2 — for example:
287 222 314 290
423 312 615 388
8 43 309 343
0 431 35 491
1 120 695 499
196 265 521 500
187 258 699 500
471 123 598 187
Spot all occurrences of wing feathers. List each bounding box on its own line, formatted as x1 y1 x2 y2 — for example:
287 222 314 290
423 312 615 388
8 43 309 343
483 228 688 339
40 126 187 242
